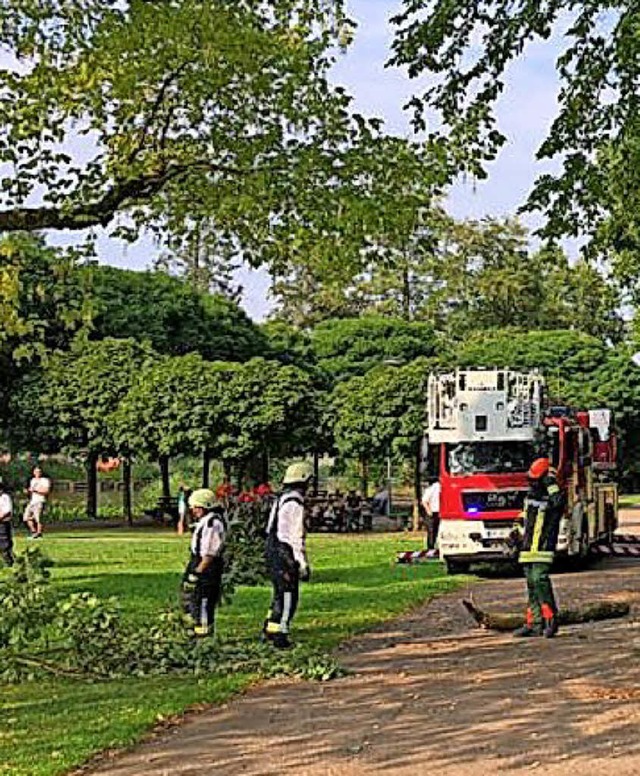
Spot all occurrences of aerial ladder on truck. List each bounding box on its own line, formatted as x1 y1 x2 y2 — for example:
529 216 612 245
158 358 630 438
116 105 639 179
423 369 618 574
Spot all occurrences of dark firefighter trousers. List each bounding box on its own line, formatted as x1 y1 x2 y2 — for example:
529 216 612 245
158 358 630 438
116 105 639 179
426 511 440 551
0 521 14 567
181 555 223 637
524 562 558 627
265 540 299 635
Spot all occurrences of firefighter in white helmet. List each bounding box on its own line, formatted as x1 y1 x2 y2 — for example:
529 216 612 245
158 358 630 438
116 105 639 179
262 461 313 649
181 488 225 638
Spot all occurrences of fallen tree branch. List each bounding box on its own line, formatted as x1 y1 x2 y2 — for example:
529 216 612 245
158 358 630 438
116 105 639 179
10 655 102 679
462 598 631 632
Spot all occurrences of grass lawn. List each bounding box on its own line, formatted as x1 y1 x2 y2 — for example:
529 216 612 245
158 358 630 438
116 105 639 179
0 530 462 776
619 493 640 508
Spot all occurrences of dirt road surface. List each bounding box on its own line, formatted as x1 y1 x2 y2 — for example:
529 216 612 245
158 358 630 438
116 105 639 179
86 510 640 776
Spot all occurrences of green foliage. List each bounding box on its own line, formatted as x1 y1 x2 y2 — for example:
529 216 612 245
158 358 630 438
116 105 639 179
88 266 266 361
10 338 156 455
0 0 380 272
311 316 437 383
222 500 269 595
436 223 622 342
0 546 53 652
261 320 316 369
111 355 319 468
270 137 451 326
0 234 93 439
220 358 320 464
0 234 91 363
332 359 431 464
389 1 639 244
275 216 621 344
112 355 239 460
0 546 341 684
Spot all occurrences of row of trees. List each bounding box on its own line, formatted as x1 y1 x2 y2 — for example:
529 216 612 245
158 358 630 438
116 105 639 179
7 320 640 519
10 341 319 520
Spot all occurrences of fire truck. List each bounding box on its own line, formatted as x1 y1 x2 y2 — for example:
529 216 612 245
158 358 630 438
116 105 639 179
425 369 618 574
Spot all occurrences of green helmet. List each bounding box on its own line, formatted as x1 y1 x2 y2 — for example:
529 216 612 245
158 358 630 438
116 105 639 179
188 488 216 510
282 462 313 485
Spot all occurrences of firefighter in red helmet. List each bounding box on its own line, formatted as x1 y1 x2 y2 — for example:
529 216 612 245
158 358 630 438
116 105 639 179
514 457 566 638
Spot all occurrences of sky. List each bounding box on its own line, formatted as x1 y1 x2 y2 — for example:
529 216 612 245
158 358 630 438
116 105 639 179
23 1 569 321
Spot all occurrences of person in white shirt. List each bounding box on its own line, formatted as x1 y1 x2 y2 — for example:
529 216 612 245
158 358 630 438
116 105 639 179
181 488 226 638
0 478 14 566
23 466 51 539
263 462 313 649
421 478 441 557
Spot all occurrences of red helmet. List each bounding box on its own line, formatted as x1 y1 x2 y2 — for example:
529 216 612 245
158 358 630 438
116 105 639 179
528 458 550 479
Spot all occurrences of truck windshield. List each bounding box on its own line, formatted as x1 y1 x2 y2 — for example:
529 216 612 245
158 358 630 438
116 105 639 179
446 441 535 475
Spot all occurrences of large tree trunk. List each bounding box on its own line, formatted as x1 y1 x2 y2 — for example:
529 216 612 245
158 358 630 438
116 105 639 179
122 458 133 526
86 452 98 520
202 449 211 488
159 455 171 501
462 598 630 631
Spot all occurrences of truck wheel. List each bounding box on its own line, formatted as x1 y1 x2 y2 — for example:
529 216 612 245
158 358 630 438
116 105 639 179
445 559 470 575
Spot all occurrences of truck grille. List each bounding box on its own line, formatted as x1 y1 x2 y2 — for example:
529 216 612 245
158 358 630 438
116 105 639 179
462 490 526 513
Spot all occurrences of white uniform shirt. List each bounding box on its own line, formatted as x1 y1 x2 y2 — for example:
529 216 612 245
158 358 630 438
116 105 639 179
421 482 441 514
267 490 307 567
191 512 225 558
29 477 51 505
0 493 12 521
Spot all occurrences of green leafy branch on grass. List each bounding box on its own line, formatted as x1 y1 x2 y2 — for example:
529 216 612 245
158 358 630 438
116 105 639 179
0 547 343 684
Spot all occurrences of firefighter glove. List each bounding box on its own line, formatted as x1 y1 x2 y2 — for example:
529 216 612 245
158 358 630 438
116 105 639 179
183 573 199 590
299 562 311 582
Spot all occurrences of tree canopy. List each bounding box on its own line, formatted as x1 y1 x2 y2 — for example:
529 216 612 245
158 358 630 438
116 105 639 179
10 339 155 456
0 0 451 287
390 2 640 247
332 360 429 465
0 234 91 364
0 1 349 241
271 215 622 341
310 316 438 382
88 266 267 362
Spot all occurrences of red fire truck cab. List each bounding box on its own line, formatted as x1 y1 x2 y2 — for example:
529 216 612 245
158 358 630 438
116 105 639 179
425 370 618 574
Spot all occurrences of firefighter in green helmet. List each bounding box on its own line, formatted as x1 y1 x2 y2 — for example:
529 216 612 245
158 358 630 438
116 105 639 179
181 488 226 638
514 457 566 639
262 462 313 649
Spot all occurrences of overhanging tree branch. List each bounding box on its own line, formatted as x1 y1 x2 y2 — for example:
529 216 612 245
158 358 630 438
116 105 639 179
0 161 246 233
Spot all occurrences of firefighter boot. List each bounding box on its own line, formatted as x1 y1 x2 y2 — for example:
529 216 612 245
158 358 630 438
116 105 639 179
262 617 279 644
542 603 559 638
513 608 542 638
273 632 292 650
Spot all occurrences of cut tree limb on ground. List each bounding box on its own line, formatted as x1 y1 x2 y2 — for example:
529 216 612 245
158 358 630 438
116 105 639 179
462 598 631 631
